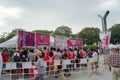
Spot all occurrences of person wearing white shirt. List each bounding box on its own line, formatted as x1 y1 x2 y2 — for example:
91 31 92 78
92 50 99 72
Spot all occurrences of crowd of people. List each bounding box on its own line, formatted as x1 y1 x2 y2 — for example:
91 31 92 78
0 47 102 80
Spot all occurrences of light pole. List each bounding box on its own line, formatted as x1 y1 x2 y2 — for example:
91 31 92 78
98 15 105 33
98 10 110 33
98 10 110 55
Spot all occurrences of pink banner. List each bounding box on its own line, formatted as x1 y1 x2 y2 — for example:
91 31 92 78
99 32 111 47
103 35 109 46
18 31 35 48
25 32 35 46
18 30 25 48
67 38 83 46
36 33 50 45
77 39 83 46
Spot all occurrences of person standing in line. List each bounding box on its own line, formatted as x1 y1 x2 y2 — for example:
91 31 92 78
2 49 9 74
33 51 44 80
92 49 99 72
54 48 62 78
68 48 75 70
108 45 120 80
28 49 35 62
0 52 3 79
48 51 54 75
12 49 21 77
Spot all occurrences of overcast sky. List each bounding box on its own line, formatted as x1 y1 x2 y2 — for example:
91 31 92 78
0 0 120 35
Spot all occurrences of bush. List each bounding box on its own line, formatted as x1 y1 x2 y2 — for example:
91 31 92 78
83 45 98 49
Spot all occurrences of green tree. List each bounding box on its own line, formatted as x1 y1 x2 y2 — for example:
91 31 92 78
32 30 53 34
0 29 16 43
109 24 120 44
77 27 100 45
6 29 16 40
53 25 72 37
70 34 78 38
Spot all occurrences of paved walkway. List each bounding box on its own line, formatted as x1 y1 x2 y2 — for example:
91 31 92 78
47 65 112 80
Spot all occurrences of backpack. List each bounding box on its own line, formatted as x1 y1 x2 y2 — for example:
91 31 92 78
88 52 93 58
13 53 20 62
77 52 80 58
21 55 26 62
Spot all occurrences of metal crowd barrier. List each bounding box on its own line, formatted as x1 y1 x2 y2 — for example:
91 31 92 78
1 57 105 80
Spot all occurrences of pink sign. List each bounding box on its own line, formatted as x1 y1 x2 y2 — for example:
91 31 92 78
103 35 109 46
18 30 25 48
36 33 50 45
77 39 83 46
18 31 35 48
67 38 83 46
25 32 35 46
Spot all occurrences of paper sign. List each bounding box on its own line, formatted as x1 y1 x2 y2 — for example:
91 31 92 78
11 63 17 69
22 62 32 69
54 60 61 65
80 59 87 64
63 60 71 65
5 63 11 69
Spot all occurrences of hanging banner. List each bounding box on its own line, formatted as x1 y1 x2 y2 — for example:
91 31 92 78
99 32 111 47
18 30 26 48
54 36 67 47
67 38 83 46
77 39 83 46
18 30 35 48
36 33 50 45
25 32 35 46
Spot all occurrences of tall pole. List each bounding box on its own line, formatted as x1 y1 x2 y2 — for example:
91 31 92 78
98 10 109 33
98 10 110 55
103 10 109 33
98 15 105 33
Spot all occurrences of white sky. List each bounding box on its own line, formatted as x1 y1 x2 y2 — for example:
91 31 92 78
0 0 120 35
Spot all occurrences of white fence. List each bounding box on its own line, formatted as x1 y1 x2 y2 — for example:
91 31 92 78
1 57 105 80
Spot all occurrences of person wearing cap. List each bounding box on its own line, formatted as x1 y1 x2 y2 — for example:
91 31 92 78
12 49 21 77
32 50 44 80
108 45 120 80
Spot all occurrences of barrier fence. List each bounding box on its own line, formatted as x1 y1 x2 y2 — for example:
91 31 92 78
1 57 106 80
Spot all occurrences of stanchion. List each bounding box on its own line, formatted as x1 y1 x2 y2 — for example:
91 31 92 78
10 62 12 80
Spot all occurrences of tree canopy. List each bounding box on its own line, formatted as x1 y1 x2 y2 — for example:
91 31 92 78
53 25 72 37
0 29 16 43
77 27 100 45
32 30 53 34
108 23 120 44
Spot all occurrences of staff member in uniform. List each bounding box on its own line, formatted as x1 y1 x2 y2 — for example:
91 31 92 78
108 45 120 80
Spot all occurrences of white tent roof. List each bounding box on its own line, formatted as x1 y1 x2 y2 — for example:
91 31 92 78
0 36 17 47
0 35 55 47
